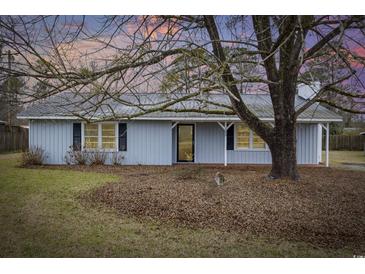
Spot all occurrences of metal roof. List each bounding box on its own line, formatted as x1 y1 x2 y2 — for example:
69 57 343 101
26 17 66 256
17 92 342 122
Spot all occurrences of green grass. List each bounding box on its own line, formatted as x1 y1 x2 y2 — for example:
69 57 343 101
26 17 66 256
0 153 353 257
322 150 365 171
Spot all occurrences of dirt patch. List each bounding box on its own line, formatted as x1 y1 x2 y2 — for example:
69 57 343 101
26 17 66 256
78 165 365 252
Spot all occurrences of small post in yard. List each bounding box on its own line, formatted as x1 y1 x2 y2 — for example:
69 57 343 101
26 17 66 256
326 122 330 167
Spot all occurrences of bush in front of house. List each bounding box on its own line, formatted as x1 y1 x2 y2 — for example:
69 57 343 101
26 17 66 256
65 147 124 166
111 152 124 165
88 150 107 165
21 146 46 166
64 146 89 165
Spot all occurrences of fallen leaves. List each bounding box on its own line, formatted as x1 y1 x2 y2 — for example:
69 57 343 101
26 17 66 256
80 165 365 253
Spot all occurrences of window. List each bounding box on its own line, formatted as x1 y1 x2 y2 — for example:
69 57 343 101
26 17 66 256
235 123 267 150
73 123 82 150
84 123 98 149
83 123 118 150
102 123 116 149
226 125 234 150
252 131 266 149
235 123 250 149
118 123 127 151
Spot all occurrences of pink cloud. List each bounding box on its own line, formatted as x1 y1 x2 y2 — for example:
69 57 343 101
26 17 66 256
349 47 365 68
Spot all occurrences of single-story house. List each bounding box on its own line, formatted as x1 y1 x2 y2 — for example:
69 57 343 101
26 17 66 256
17 91 341 166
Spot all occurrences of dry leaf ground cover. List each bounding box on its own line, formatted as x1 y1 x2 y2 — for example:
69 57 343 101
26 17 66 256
83 164 365 253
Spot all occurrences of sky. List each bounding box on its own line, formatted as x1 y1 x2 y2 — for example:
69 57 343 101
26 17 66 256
3 15 365 107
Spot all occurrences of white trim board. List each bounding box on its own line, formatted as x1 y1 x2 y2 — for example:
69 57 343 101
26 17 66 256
18 116 343 123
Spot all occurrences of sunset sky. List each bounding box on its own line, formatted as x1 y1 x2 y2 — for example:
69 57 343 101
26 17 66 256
37 16 365 92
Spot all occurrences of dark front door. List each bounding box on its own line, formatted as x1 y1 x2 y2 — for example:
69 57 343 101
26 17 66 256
177 124 194 162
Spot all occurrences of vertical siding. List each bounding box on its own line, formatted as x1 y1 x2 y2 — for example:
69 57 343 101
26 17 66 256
29 120 172 165
171 122 319 165
29 120 73 164
296 123 319 164
195 123 224 163
123 121 172 165
30 119 319 165
193 122 272 164
172 125 176 163
227 150 272 164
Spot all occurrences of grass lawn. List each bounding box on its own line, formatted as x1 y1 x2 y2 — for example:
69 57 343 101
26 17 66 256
0 153 361 257
322 150 365 171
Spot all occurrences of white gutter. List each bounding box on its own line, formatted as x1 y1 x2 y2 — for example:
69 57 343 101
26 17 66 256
17 116 79 120
17 115 343 123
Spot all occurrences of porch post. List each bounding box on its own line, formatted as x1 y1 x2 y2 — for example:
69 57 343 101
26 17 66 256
224 122 227 166
326 122 330 167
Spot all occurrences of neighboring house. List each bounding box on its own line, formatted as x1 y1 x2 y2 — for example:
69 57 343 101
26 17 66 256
17 92 341 166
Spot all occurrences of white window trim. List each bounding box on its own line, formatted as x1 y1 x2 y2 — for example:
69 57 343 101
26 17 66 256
81 122 85 149
234 123 269 151
116 123 119 152
82 122 118 152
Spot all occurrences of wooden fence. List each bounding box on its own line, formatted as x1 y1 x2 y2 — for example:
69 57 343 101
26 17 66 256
0 125 28 152
323 135 365 151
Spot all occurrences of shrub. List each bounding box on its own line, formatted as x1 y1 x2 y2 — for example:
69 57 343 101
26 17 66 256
21 146 46 166
64 146 89 165
111 152 124 165
88 150 107 165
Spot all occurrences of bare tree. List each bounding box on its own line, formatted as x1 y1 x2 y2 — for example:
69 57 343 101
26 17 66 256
0 43 24 124
0 15 364 180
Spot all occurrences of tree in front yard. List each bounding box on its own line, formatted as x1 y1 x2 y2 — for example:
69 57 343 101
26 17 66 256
0 15 365 179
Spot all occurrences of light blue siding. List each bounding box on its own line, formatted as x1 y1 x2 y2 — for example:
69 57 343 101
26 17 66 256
124 121 172 165
29 120 172 165
29 120 73 164
172 122 320 165
30 119 320 165
225 123 319 164
228 150 272 164
172 124 176 163
296 123 320 164
195 123 224 163
194 122 272 164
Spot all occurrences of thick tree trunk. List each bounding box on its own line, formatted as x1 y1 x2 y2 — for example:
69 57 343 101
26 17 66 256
204 15 301 181
268 122 299 180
